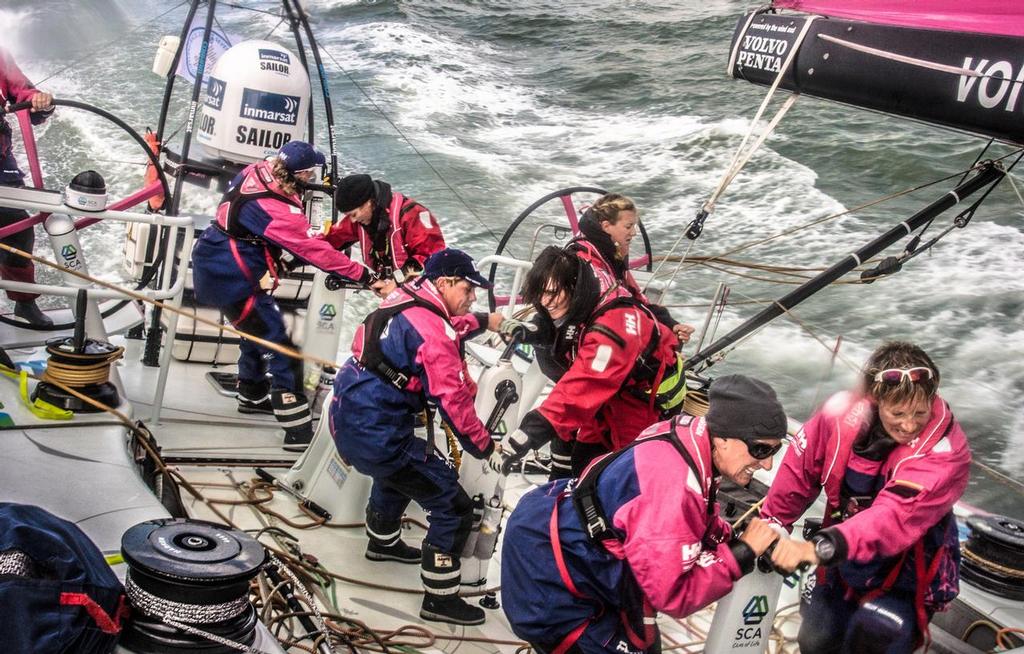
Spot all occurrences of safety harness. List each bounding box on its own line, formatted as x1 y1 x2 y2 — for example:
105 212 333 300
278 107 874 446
580 296 687 414
548 416 714 653
827 416 957 651
214 162 303 298
357 287 452 390
356 286 460 456
361 192 424 281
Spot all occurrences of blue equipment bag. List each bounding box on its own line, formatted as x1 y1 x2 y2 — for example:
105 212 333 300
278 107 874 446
0 502 127 653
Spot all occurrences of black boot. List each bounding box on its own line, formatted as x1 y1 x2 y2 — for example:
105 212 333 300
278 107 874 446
365 507 420 563
14 300 52 327
237 379 273 414
272 390 313 451
420 593 486 626
366 539 421 564
419 543 485 626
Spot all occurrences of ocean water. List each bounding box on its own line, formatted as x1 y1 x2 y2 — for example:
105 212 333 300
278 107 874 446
4 0 1022 517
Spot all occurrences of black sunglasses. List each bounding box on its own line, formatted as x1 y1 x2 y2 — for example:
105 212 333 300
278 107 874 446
744 440 783 460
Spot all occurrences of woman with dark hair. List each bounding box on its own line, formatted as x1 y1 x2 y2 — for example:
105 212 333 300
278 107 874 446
500 245 684 478
571 193 694 343
765 341 971 654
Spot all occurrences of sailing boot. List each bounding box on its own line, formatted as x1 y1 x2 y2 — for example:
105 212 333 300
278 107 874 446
236 379 273 414
271 389 313 452
13 300 53 327
365 508 420 564
419 543 485 626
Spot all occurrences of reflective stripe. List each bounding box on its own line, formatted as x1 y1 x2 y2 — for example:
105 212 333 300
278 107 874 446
421 568 461 582
276 414 311 428
366 525 402 543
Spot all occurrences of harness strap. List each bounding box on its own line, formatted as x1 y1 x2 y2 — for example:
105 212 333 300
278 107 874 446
548 493 618 654
358 287 453 390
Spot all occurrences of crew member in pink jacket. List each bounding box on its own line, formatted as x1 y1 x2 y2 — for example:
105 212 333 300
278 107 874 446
766 341 971 654
330 248 505 627
501 375 789 654
1 47 55 326
192 141 373 451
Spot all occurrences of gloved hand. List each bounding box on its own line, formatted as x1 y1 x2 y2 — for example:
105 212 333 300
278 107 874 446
498 317 538 343
358 267 379 288
498 429 533 475
488 443 506 473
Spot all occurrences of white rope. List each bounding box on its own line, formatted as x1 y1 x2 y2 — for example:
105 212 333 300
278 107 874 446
1005 170 1024 208
644 16 816 295
817 33 987 79
711 15 817 209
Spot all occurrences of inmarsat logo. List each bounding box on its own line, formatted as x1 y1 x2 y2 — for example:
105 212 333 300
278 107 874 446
239 88 300 125
258 49 289 64
60 245 78 260
258 49 290 74
742 595 769 625
204 77 225 110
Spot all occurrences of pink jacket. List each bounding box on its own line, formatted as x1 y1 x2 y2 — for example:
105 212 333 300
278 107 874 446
607 416 741 616
762 391 971 563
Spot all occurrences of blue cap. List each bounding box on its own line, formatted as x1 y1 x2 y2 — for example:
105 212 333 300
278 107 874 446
278 141 326 172
422 248 492 289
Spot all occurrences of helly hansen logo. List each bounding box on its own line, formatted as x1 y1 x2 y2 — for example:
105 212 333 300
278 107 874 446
681 542 701 566
623 312 638 336
240 88 300 125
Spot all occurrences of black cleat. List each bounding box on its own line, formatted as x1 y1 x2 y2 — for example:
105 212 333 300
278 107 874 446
366 539 421 564
14 300 52 327
420 594 486 626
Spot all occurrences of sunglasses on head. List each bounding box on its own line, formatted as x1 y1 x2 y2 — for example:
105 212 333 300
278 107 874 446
745 440 783 460
873 367 933 384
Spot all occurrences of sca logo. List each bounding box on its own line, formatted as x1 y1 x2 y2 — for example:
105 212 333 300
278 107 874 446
742 594 769 625
319 304 337 320
60 244 78 261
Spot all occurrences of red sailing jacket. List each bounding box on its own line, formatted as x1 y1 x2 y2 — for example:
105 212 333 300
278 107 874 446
326 191 445 279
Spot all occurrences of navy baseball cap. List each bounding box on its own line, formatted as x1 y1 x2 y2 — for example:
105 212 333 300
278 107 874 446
278 141 326 172
422 248 493 289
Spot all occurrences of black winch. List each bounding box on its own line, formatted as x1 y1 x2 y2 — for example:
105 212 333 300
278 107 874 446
32 289 123 412
119 518 267 653
960 514 1024 601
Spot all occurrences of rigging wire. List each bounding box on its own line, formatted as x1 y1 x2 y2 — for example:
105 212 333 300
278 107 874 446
313 44 504 245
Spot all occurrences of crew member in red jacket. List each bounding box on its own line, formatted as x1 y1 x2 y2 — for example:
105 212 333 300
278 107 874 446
766 341 972 654
501 246 685 478
1 47 55 326
327 173 445 298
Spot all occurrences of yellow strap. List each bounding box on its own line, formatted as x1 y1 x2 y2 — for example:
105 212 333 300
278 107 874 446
0 366 74 421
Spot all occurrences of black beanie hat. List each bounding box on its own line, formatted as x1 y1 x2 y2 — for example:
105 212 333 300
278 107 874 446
335 174 375 212
705 374 787 441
